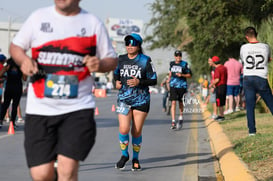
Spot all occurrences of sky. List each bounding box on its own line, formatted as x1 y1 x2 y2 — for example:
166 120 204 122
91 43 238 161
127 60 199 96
0 0 175 74
0 0 154 25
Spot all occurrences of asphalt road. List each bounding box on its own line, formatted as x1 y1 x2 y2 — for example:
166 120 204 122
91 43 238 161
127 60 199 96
0 92 216 181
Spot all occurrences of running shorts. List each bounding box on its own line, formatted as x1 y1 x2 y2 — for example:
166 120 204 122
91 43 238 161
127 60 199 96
216 85 227 107
131 102 150 113
24 109 96 167
169 87 187 102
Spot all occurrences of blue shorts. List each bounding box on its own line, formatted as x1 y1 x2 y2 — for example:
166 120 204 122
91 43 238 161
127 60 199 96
226 85 240 96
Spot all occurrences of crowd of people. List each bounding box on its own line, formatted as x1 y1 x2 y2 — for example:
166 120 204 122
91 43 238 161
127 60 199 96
202 55 260 121
201 27 273 136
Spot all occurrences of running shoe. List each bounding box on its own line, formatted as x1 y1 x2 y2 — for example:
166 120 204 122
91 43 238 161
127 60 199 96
131 159 142 171
176 116 183 130
5 117 10 123
215 116 225 121
17 118 24 123
170 121 176 130
224 109 233 115
115 155 129 170
211 114 217 119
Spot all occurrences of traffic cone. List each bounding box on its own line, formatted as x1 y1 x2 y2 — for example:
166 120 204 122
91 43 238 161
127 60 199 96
111 104 116 112
95 107 99 116
8 121 15 135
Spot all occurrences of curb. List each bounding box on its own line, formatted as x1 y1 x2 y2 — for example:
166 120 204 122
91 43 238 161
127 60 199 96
202 108 256 181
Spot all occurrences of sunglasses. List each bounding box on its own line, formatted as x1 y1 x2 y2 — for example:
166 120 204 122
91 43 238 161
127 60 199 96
125 39 139 46
175 53 182 57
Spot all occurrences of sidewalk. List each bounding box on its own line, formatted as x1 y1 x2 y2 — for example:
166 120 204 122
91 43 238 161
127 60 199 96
201 106 256 181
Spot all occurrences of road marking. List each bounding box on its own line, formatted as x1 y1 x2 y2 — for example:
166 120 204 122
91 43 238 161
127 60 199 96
182 105 198 181
0 134 12 139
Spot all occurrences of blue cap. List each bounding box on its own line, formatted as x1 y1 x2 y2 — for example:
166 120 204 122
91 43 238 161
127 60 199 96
124 33 143 45
0 54 6 62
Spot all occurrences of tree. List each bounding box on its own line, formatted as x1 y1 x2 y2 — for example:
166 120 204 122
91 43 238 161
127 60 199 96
145 0 189 49
146 0 273 78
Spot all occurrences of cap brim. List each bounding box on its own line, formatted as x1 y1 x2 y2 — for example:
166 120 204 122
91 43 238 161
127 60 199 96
124 35 134 41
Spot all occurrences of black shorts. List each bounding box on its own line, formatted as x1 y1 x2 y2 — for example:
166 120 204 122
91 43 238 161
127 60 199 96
24 109 96 168
131 102 150 113
216 85 227 107
169 87 187 102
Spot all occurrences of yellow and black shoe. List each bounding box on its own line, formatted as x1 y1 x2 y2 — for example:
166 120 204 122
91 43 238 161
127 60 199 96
131 159 142 171
115 155 129 170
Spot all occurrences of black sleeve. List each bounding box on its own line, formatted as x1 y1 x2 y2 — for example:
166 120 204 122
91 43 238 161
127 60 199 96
113 60 120 81
139 79 157 86
138 58 157 86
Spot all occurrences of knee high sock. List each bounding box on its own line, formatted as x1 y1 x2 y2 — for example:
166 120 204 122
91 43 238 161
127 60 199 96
119 133 129 157
132 135 142 160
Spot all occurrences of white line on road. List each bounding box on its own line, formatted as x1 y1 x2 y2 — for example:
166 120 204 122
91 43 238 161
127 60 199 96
0 134 13 139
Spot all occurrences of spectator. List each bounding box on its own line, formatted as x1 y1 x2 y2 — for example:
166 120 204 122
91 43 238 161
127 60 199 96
9 1 118 180
160 73 170 112
208 67 217 118
208 56 227 121
0 54 7 114
240 26 273 136
239 73 246 109
106 79 114 93
202 75 209 103
224 58 243 114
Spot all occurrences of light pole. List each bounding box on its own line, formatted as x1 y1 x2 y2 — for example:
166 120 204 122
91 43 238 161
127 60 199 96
0 7 23 56
8 16 11 49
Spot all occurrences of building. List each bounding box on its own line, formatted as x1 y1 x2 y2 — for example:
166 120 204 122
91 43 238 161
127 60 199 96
0 21 22 57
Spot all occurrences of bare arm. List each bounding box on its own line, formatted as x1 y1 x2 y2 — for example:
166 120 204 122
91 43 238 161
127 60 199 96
182 73 192 78
212 78 219 87
9 43 38 76
98 57 118 73
168 72 172 82
82 55 118 73
175 72 192 78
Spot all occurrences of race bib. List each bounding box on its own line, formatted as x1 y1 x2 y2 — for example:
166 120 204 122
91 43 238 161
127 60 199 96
116 102 131 115
44 74 78 99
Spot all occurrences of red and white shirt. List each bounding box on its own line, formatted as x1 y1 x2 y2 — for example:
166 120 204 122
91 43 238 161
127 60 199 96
13 6 117 115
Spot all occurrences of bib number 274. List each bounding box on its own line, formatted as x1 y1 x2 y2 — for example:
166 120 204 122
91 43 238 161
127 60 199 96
44 74 79 99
